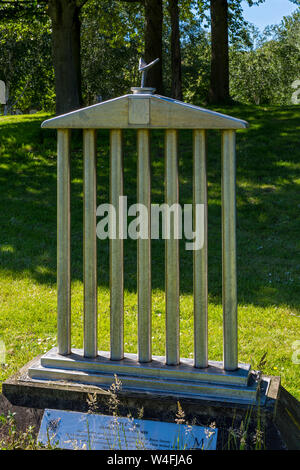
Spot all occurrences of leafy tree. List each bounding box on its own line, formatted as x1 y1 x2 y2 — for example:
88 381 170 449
193 1 266 104
0 10 54 112
144 0 163 92
47 0 88 114
117 0 164 93
180 19 210 104
208 0 230 103
1 0 298 111
0 0 87 114
80 0 143 102
230 9 300 105
168 0 182 99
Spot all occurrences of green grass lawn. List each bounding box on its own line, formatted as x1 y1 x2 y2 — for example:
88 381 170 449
0 105 299 400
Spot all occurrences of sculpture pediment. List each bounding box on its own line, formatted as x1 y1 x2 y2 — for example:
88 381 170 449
42 94 248 130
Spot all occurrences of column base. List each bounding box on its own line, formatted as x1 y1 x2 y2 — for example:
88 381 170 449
24 348 265 405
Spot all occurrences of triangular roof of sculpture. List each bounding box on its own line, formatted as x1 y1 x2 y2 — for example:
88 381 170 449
42 94 248 130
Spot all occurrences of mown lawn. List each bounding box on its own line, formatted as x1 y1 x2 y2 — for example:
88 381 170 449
0 105 299 399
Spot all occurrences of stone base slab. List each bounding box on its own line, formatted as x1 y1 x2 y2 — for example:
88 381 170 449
2 355 287 449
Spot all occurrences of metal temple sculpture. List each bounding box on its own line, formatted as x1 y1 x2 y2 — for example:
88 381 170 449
28 86 263 404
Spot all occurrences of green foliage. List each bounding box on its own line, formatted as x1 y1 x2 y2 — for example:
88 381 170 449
0 1 298 109
0 15 54 112
0 410 48 450
230 10 300 105
80 0 144 102
180 23 210 105
0 0 47 21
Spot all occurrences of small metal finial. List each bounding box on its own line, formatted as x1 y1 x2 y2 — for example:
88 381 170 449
138 57 160 88
131 58 160 95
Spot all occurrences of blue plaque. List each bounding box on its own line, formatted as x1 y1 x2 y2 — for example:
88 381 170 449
38 409 218 450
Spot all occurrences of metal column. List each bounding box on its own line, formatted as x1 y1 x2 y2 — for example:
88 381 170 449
83 129 98 358
222 130 238 371
137 129 152 363
57 129 71 356
110 129 124 360
193 130 208 368
165 129 180 366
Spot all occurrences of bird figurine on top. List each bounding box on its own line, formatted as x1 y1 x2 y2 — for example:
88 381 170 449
138 58 160 88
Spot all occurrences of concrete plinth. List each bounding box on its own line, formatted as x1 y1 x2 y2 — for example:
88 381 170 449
26 348 260 405
2 354 293 450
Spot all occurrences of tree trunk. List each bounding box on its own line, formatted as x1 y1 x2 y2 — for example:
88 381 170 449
208 0 230 104
144 0 163 94
48 0 82 115
168 0 182 100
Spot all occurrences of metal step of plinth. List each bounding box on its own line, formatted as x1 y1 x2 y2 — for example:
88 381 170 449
27 348 264 405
